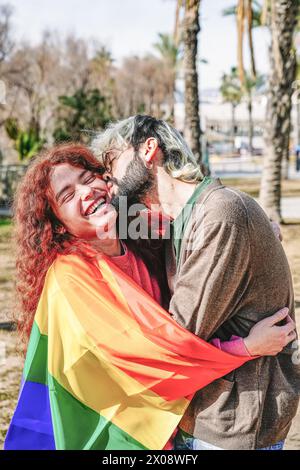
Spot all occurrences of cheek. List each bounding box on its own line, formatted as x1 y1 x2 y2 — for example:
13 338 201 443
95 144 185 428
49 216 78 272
57 201 78 228
92 177 107 191
114 154 133 179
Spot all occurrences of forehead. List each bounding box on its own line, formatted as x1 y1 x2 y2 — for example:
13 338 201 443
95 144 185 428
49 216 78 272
50 164 85 191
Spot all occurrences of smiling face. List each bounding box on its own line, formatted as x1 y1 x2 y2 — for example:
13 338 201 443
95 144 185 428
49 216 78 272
50 163 117 240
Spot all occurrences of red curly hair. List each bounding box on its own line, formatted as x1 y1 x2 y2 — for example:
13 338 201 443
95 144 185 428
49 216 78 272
13 143 105 343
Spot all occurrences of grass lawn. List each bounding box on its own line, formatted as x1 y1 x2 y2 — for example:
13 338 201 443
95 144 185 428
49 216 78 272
221 177 300 199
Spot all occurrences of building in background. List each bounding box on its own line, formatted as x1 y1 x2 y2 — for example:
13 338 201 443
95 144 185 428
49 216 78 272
175 86 299 158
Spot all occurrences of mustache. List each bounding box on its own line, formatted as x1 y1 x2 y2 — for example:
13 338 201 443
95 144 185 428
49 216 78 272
106 176 119 187
110 176 152 212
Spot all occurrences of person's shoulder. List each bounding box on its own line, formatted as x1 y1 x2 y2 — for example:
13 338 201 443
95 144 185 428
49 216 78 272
194 184 252 227
52 252 85 270
213 185 255 209
49 251 101 286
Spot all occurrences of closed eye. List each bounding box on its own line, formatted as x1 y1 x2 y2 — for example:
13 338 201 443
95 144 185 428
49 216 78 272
84 175 96 184
62 191 75 203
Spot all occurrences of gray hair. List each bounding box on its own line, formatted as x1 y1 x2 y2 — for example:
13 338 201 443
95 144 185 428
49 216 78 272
91 115 204 183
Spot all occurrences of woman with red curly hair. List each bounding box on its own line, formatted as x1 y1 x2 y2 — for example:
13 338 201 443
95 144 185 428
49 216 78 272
4 143 294 450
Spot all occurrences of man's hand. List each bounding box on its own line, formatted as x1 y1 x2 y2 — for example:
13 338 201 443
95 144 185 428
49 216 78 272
243 307 296 356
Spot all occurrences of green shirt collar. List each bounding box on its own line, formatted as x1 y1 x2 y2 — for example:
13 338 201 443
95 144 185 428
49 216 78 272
172 176 214 265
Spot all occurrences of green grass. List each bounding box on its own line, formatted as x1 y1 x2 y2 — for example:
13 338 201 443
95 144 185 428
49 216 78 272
221 178 300 198
0 275 12 284
0 221 12 243
0 429 7 440
0 391 16 402
0 218 12 227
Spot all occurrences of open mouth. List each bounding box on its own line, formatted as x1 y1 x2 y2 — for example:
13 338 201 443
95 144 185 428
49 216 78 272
84 196 107 217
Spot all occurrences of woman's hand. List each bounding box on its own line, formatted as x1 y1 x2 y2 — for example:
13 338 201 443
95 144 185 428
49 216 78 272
243 307 297 356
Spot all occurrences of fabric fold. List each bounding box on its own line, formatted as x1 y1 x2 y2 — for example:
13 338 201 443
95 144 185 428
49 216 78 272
5 252 251 450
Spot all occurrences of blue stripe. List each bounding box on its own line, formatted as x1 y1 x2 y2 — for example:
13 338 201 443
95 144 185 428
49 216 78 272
4 379 55 450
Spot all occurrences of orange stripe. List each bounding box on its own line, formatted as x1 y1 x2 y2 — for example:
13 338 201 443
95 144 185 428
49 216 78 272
52 253 249 401
92 257 250 399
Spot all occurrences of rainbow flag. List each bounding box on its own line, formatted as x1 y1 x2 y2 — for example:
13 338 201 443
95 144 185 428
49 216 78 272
5 251 251 450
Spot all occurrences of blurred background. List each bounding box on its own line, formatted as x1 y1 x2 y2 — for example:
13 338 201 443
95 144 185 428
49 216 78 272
0 0 300 450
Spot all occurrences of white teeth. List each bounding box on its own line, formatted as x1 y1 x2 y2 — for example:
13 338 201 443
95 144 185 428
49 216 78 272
86 198 105 216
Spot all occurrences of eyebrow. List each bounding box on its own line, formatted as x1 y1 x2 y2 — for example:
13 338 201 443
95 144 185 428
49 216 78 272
55 169 89 202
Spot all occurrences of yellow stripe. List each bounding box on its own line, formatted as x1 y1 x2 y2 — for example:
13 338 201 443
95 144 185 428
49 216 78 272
35 255 189 449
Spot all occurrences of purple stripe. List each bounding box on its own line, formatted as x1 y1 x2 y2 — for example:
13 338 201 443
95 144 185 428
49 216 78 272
4 379 55 450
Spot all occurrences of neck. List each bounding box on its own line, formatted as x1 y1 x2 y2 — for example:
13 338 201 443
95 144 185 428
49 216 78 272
154 168 199 220
89 236 121 257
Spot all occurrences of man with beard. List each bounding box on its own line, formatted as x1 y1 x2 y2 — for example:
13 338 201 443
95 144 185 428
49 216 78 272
91 115 300 450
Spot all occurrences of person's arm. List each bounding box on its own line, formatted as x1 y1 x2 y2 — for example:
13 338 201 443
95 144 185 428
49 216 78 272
211 306 295 357
113 230 295 357
169 221 296 354
211 336 251 356
169 221 252 340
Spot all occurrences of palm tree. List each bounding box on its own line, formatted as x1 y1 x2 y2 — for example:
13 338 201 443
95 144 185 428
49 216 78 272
292 18 300 148
220 67 243 154
244 72 265 154
222 0 263 27
223 0 300 171
294 61 300 148
222 0 261 85
175 0 202 163
154 33 178 68
153 33 179 123
260 0 299 222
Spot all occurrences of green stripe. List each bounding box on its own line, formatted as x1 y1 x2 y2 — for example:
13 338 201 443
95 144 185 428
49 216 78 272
23 322 147 449
23 321 48 384
48 374 148 450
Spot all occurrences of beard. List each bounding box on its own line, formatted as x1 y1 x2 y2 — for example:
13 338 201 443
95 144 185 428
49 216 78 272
110 151 155 213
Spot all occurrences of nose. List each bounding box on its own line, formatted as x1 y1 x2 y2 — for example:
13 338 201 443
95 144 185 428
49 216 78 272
79 185 94 201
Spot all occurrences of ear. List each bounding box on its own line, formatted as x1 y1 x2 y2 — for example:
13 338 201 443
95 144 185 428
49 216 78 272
141 137 159 163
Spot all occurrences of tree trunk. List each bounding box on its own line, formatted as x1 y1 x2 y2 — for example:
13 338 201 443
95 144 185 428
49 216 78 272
237 0 245 85
169 71 176 125
247 0 256 80
231 103 236 155
183 0 202 162
282 118 291 180
297 99 300 146
248 95 253 155
259 0 298 222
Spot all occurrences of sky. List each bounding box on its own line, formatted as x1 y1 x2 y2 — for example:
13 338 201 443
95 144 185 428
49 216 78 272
6 0 271 90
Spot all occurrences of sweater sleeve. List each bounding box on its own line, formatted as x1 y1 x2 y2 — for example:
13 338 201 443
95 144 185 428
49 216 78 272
169 221 251 341
210 336 251 357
